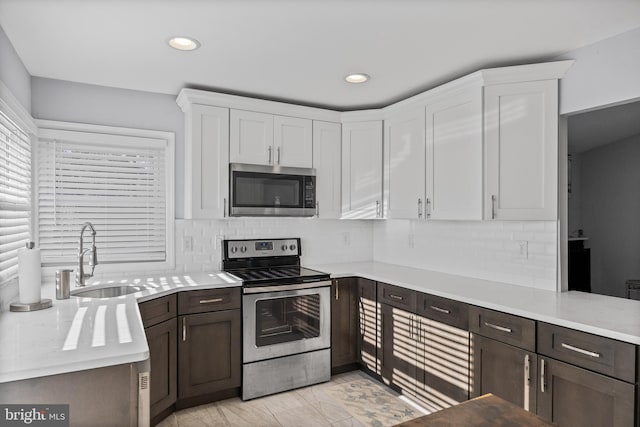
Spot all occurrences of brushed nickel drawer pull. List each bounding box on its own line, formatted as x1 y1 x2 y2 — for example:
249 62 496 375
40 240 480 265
389 294 404 301
199 298 223 304
484 321 512 333
182 317 186 342
561 343 601 358
430 305 450 314
540 359 546 393
523 354 530 411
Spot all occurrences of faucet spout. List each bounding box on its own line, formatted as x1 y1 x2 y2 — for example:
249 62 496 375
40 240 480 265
76 222 98 287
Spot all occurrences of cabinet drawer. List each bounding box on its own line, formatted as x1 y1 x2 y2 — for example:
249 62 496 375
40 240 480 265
139 294 177 328
178 287 241 315
417 293 469 330
469 306 535 352
377 282 416 312
537 322 636 383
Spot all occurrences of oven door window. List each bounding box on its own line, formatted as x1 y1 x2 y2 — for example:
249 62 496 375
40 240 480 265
255 294 320 347
234 172 302 208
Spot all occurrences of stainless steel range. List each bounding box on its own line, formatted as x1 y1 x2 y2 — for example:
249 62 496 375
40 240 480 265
222 238 331 400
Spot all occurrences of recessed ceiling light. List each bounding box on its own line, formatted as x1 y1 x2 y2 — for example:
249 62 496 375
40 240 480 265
168 36 200 51
345 73 370 84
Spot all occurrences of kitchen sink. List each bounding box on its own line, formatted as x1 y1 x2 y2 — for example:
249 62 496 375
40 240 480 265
71 285 148 298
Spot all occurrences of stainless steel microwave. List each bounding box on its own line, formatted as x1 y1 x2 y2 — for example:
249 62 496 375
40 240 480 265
229 163 316 217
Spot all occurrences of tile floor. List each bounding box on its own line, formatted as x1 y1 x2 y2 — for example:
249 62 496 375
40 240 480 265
157 371 426 427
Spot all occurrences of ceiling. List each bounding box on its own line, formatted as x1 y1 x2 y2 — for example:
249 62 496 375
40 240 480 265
2 0 640 110
569 100 640 153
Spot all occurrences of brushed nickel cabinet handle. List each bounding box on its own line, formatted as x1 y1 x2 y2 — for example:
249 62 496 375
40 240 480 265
389 294 404 301
316 201 319 217
199 298 223 304
223 198 227 218
430 305 450 314
376 200 380 218
426 198 431 219
335 281 339 300
276 146 281 164
524 354 530 411
540 359 546 393
268 146 272 164
491 195 497 219
484 321 512 333
182 317 187 342
418 198 423 219
561 343 601 358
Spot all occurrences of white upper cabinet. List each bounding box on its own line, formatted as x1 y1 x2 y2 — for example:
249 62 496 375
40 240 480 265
229 110 274 165
383 107 426 220
230 109 312 168
274 116 313 168
425 87 483 220
342 121 383 219
484 80 558 220
313 121 341 219
184 104 230 219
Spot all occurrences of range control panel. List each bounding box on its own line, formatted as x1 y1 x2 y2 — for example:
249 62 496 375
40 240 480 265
224 238 300 259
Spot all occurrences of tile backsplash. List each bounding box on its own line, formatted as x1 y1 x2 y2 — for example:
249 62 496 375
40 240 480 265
175 218 374 271
373 220 558 291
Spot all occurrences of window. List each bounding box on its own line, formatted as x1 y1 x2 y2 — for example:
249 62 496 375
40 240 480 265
0 110 32 285
36 122 174 271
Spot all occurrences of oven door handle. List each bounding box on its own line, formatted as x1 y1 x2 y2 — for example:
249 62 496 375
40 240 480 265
243 280 332 294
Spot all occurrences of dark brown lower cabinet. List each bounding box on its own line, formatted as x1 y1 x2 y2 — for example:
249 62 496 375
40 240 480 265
537 357 635 426
471 334 537 412
331 278 358 370
357 278 378 374
146 318 177 419
415 315 470 411
380 303 418 393
178 309 241 399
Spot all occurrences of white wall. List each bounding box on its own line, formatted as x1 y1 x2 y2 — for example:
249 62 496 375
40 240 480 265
175 219 373 272
555 26 640 115
0 24 30 112
30 77 186 218
579 134 640 297
373 220 558 290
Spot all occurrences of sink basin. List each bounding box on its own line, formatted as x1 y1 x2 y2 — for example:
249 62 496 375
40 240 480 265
71 285 147 298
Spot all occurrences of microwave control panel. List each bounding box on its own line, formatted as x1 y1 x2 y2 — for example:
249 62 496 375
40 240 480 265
304 176 316 208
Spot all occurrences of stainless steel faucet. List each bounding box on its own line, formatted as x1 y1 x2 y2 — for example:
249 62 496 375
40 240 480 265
76 222 98 287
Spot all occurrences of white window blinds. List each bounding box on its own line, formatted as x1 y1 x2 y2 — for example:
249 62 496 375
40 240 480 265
0 110 32 285
37 128 172 266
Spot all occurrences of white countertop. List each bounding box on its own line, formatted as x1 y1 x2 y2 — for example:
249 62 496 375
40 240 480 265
0 271 241 384
3 262 639 385
309 261 640 345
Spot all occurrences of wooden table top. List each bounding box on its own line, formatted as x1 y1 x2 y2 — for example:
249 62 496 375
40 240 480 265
395 394 554 427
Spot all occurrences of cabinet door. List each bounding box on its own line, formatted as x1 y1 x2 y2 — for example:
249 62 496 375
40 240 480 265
357 278 378 374
415 316 470 412
537 357 635 427
342 121 383 219
426 88 483 220
184 104 229 219
383 107 426 219
471 335 537 412
178 310 241 399
484 80 558 220
230 109 274 165
274 115 313 168
146 318 177 418
380 304 418 395
313 121 342 219
331 278 358 369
